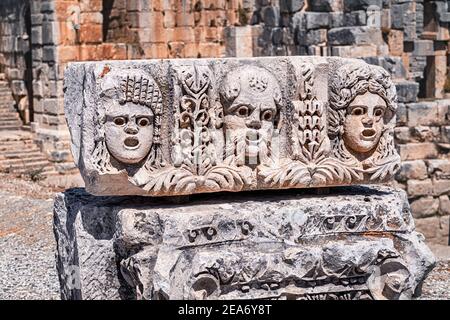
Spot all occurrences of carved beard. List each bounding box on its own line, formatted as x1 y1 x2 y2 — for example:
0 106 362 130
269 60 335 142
224 128 272 167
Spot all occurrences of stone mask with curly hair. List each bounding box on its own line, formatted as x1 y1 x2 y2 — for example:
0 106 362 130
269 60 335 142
329 63 397 158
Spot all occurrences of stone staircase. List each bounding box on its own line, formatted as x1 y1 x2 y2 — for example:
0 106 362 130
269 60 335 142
0 80 23 130
0 77 55 176
0 131 55 176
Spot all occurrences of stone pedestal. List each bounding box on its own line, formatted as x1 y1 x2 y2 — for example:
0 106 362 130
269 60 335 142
53 185 435 300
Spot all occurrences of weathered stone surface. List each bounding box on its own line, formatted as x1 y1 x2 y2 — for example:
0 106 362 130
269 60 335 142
415 215 450 245
53 185 435 300
439 196 450 215
396 160 428 182
395 81 419 103
328 27 383 46
407 179 433 197
410 196 440 219
343 0 382 12
427 159 450 180
305 12 330 29
363 56 406 80
408 102 441 127
398 143 439 161
311 0 343 12
280 0 305 13
64 57 401 196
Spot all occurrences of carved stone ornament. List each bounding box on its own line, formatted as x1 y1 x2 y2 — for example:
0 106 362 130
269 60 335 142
64 57 401 196
53 186 435 300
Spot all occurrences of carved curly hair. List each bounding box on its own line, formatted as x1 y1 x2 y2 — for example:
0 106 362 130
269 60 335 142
93 68 165 173
328 62 398 139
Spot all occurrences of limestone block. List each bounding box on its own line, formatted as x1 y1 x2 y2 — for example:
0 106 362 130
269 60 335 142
410 40 434 57
410 126 440 143
427 159 450 180
396 160 428 182
328 27 383 46
280 0 305 13
398 143 438 161
415 215 450 245
407 179 433 197
53 185 435 300
432 178 450 196
64 57 401 196
410 196 440 219
310 0 343 12
439 196 450 215
343 0 382 12
262 6 280 27
363 57 406 80
408 102 440 127
381 8 391 31
396 103 407 126
395 81 419 103
305 29 327 46
330 44 378 58
344 10 367 26
394 127 411 144
387 30 404 56
305 12 330 29
42 21 60 45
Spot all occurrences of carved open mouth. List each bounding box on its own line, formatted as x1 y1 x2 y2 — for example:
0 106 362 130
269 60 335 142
245 130 262 144
124 137 140 149
361 128 377 140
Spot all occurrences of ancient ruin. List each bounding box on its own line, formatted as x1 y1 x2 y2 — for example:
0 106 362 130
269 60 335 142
55 56 436 300
54 185 435 300
65 57 401 196
0 0 447 302
1 0 449 246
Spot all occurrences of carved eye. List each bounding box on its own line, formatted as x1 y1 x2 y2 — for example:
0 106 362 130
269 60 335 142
113 117 126 126
351 107 364 116
236 106 250 117
137 117 151 127
374 108 384 117
262 110 274 121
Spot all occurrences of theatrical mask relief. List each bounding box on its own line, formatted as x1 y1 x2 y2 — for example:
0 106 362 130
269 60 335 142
64 57 401 196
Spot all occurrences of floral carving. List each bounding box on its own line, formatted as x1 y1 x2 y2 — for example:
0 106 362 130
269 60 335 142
260 63 362 187
142 63 252 194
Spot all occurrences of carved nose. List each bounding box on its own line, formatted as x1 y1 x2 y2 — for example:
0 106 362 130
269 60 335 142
124 124 138 134
247 120 261 129
362 117 374 126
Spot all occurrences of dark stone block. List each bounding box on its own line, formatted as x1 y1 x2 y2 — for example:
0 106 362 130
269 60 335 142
363 56 407 79
280 0 305 13
272 27 283 45
343 0 383 12
395 81 419 103
328 26 382 45
305 12 330 29
310 0 340 11
262 6 280 27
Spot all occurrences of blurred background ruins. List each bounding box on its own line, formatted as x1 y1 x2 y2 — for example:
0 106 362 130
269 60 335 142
0 0 449 299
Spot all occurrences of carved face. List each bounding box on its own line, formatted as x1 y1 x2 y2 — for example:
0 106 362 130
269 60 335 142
105 102 154 164
223 77 279 163
342 92 387 154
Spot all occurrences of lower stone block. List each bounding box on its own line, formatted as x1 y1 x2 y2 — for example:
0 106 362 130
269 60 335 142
53 185 435 300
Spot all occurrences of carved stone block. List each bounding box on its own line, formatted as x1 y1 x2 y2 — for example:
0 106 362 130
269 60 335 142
53 185 435 300
64 57 401 196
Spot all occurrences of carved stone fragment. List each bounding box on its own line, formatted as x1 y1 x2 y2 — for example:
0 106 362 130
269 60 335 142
64 57 401 196
53 185 435 300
